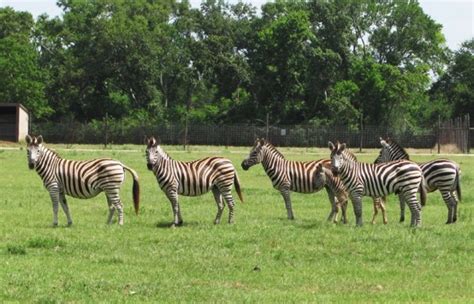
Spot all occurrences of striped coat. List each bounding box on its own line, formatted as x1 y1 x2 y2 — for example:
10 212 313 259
376 137 461 223
146 137 243 226
329 141 426 227
26 135 139 226
241 138 344 221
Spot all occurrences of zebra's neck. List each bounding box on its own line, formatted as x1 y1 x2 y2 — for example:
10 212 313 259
261 145 286 173
338 154 358 183
388 143 410 161
152 146 175 175
35 145 61 181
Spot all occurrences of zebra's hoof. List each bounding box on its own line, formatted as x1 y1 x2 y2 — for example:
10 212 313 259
67 222 73 227
52 223 58 228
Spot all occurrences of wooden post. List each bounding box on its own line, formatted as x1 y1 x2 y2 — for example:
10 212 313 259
266 112 269 141
437 115 441 154
104 112 108 148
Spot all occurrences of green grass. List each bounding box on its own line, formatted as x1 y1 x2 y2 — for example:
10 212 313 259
1 144 473 302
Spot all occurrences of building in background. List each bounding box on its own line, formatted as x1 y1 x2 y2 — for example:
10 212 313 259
0 103 29 142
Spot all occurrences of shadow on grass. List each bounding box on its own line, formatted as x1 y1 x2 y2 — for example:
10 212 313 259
154 221 201 229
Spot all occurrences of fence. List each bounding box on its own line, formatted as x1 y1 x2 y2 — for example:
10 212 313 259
30 115 471 153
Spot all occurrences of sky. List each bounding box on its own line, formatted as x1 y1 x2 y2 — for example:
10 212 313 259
1 0 473 50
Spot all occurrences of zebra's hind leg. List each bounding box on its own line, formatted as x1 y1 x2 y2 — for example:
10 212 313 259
452 191 459 223
59 192 73 226
106 190 124 225
441 190 457 224
106 197 116 225
220 188 235 224
324 187 337 222
212 186 225 224
279 188 294 220
403 192 422 227
399 195 406 223
340 199 348 224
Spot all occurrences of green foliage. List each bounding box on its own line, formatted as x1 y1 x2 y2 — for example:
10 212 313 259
2 0 468 128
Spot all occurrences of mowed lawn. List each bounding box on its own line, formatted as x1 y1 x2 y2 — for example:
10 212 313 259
1 144 473 303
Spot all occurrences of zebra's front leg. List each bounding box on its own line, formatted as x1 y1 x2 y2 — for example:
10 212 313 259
166 190 183 227
340 198 348 224
59 193 73 226
48 185 61 227
280 188 294 220
324 187 337 222
350 193 363 227
212 187 225 224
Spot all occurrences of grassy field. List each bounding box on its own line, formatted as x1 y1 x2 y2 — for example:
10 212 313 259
1 143 473 302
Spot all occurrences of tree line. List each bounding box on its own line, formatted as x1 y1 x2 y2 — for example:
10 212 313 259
1 0 473 131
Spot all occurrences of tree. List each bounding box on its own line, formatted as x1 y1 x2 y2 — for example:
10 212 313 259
429 39 474 121
0 7 50 118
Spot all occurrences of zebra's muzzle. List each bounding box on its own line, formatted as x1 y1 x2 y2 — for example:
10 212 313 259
147 163 153 170
331 167 339 176
241 161 249 171
28 163 35 170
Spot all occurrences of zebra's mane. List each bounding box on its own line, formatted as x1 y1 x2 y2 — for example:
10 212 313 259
263 141 285 159
156 145 172 160
40 144 61 159
387 139 410 160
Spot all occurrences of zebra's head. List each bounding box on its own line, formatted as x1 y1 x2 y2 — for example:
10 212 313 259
241 138 266 171
328 141 346 176
313 163 327 190
25 135 44 170
145 136 160 170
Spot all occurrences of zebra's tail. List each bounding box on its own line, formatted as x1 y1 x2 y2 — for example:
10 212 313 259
123 165 140 215
234 171 244 203
455 166 461 201
419 176 427 207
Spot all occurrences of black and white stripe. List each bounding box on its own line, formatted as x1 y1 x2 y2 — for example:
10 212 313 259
376 137 461 224
241 138 348 221
329 141 426 227
314 163 349 223
26 135 140 226
145 137 243 226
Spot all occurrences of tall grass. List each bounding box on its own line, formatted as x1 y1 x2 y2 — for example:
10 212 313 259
1 144 473 302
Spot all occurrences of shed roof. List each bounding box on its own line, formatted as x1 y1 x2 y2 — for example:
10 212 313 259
0 103 29 113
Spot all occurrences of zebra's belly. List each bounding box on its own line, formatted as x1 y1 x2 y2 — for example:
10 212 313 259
63 186 101 199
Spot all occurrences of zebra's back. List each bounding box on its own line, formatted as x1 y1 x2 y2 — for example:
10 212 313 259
171 157 236 196
55 158 125 199
357 160 422 198
285 159 330 193
420 159 459 192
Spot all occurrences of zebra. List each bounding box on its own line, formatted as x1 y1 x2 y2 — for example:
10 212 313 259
328 141 426 227
314 162 349 224
145 137 243 226
241 138 353 221
26 135 140 226
375 137 461 224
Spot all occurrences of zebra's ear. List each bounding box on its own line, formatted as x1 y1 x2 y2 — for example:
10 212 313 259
379 137 384 143
148 137 157 147
259 138 265 146
25 135 32 145
316 163 323 172
328 141 335 151
339 143 346 151
37 135 43 145
380 140 389 148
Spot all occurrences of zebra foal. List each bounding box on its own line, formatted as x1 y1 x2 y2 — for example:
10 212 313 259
375 137 461 224
328 141 426 227
241 138 340 221
26 135 140 226
145 137 243 226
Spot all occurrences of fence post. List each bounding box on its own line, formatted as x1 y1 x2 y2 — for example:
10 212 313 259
104 113 108 148
467 113 471 154
437 115 441 154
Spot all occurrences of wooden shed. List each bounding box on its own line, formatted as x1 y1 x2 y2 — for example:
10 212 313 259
0 103 29 142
